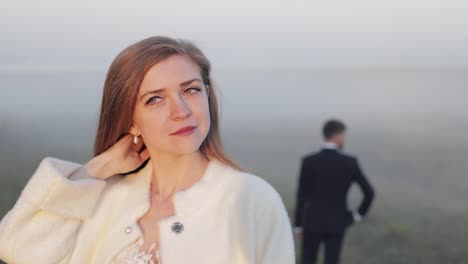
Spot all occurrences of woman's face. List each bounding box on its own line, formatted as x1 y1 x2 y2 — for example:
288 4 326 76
132 54 210 156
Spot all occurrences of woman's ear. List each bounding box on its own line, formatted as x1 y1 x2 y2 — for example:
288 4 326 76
130 125 139 136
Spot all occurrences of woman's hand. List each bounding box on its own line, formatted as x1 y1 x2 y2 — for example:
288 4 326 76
84 134 150 180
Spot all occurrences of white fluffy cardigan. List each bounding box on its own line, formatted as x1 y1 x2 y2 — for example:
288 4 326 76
0 157 295 263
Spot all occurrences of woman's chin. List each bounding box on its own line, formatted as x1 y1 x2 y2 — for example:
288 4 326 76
169 143 204 156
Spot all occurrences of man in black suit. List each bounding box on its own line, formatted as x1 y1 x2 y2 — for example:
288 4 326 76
294 119 375 264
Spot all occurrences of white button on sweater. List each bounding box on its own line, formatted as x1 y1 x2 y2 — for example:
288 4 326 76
0 157 295 264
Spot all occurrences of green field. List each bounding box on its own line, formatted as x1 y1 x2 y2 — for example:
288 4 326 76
293 187 468 264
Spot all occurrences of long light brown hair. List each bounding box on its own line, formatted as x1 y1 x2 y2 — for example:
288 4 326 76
93 36 242 173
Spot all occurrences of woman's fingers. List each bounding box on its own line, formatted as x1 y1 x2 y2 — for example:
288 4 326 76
139 148 150 161
117 133 134 151
110 133 150 173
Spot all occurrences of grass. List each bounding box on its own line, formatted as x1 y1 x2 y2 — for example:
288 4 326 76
293 191 468 264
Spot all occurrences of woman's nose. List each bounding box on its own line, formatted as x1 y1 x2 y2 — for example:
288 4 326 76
170 97 192 120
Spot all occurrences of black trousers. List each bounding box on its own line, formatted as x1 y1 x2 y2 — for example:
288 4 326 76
301 230 345 264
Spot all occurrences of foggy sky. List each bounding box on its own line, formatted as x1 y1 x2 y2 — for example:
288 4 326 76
1 0 468 72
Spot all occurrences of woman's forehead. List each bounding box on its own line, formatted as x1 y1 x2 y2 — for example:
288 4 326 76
140 55 201 89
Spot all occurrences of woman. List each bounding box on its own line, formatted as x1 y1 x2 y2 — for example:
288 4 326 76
0 36 295 264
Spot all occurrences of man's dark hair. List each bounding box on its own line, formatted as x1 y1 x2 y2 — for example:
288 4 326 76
323 119 346 139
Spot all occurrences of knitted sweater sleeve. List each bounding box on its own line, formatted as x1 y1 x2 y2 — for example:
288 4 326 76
0 156 106 263
253 177 296 264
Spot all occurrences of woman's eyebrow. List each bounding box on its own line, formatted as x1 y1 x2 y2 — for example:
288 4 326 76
180 78 202 87
139 78 202 101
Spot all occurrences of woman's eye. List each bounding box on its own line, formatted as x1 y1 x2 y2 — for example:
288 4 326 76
146 96 162 105
185 87 201 94
145 88 200 105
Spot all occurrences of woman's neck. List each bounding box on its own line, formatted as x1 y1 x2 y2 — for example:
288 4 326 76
149 151 209 200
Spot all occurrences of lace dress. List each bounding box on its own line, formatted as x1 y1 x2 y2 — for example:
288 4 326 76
111 236 161 264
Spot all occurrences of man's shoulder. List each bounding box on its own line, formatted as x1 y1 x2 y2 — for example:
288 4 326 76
302 151 321 161
338 151 358 161
302 150 358 163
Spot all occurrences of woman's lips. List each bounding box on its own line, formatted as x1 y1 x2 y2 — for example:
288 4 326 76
171 126 197 136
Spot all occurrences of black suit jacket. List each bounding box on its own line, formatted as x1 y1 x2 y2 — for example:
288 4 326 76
294 148 375 233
